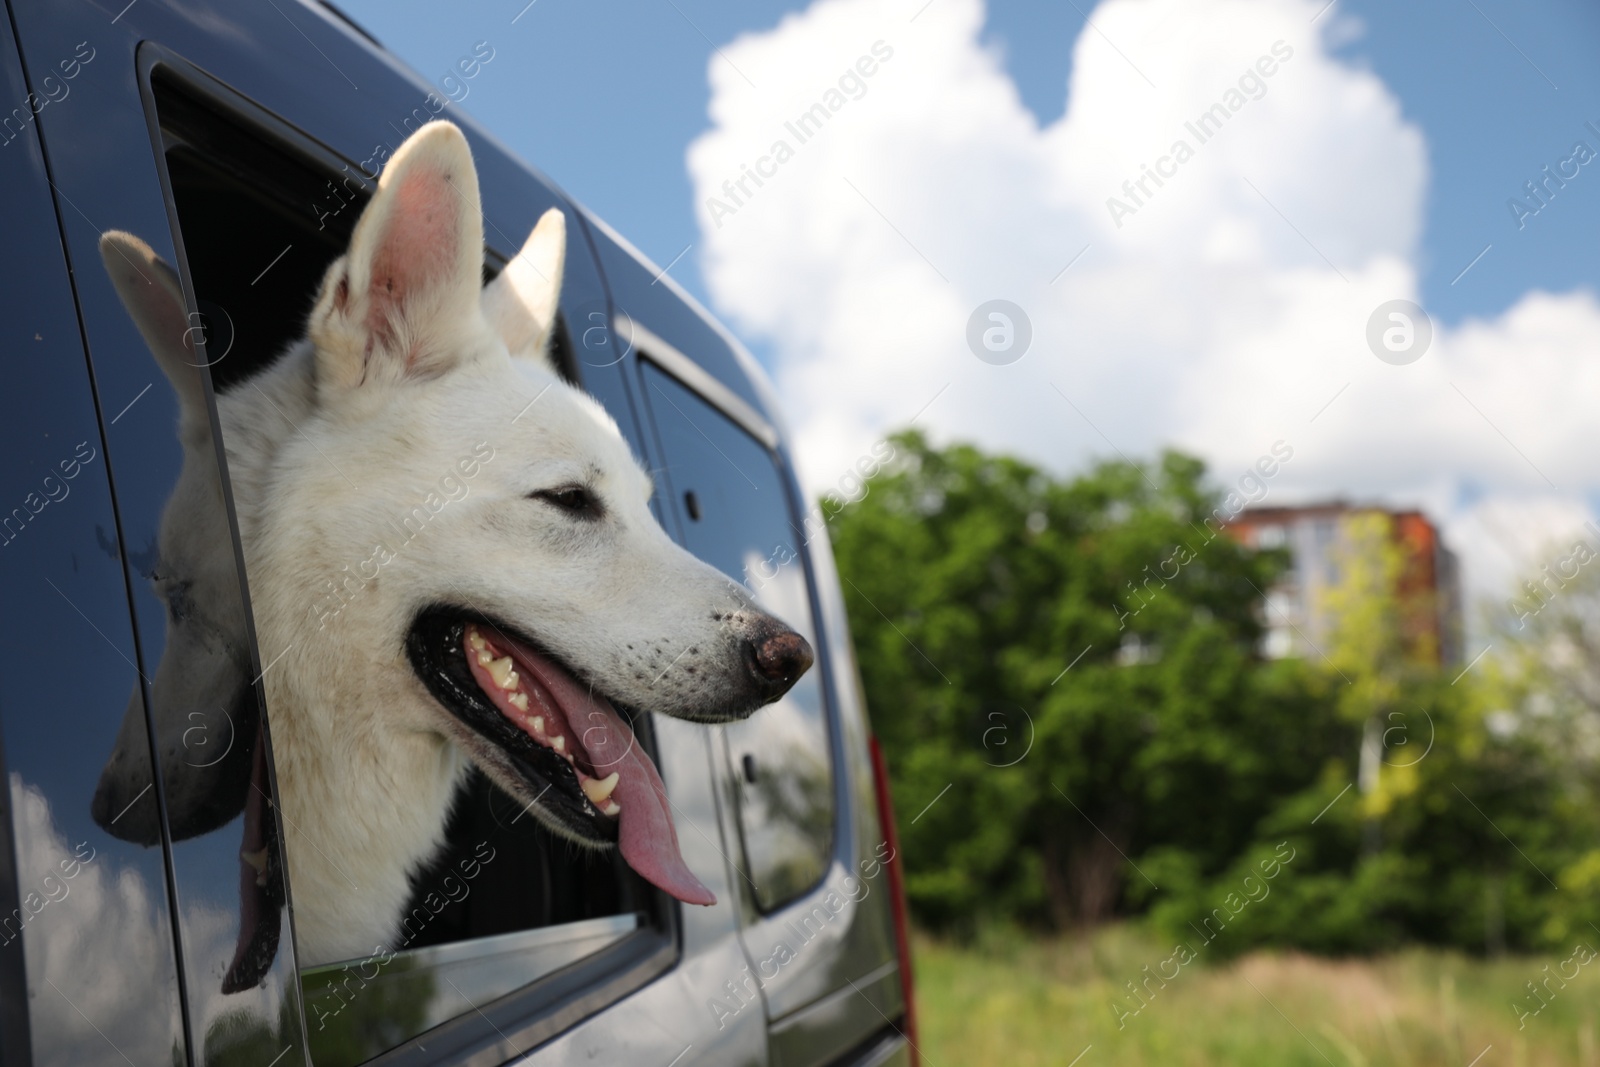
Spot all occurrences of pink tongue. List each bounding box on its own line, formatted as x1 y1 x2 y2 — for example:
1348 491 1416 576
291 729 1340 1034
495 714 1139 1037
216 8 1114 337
511 644 717 907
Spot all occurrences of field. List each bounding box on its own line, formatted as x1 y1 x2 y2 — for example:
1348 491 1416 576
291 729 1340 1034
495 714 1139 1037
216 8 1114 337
913 926 1600 1067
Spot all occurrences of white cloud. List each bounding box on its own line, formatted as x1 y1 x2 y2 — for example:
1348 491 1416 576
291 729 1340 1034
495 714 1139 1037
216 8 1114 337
688 0 1600 620
8 774 180 1066
7 775 288 1065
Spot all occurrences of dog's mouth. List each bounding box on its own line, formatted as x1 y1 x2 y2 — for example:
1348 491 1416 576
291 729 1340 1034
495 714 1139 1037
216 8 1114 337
406 608 715 907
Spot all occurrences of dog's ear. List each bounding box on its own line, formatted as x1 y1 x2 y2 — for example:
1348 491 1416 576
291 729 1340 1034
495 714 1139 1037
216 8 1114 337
310 121 485 392
481 208 565 367
98 231 208 429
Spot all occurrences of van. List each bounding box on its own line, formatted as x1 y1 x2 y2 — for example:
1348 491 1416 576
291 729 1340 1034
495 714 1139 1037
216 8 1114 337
0 1 914 1063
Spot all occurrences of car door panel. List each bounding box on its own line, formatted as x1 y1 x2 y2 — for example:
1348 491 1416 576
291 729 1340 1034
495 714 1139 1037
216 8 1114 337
13 1 772 1061
585 225 903 1065
8 3 314 1061
7 1 893 1062
0 9 191 1065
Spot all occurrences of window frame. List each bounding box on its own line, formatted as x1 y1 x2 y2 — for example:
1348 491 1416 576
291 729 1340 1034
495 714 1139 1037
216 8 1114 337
622 317 780 450
132 44 681 1062
626 322 847 917
615 302 907 1047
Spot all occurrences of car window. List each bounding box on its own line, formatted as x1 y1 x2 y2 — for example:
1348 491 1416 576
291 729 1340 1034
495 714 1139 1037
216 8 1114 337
638 361 834 911
148 74 647 1065
0 35 192 1064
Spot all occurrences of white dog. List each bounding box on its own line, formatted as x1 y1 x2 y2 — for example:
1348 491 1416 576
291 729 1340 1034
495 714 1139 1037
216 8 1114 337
95 121 812 974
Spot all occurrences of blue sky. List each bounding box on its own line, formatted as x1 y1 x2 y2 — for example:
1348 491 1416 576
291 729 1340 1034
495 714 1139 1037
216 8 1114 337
334 0 1600 613
336 0 1600 333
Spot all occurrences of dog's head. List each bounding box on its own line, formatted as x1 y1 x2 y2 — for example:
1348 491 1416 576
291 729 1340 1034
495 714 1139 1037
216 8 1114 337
98 122 811 908
90 236 258 850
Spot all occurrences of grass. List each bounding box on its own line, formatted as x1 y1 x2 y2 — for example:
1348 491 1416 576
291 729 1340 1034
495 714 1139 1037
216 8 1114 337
912 924 1600 1066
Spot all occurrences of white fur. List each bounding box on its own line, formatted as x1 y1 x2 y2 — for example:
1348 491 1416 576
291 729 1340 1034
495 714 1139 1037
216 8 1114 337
97 122 795 965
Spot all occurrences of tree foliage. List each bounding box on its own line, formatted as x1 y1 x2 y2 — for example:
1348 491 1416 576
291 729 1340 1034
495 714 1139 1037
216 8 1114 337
828 430 1344 930
829 431 1600 955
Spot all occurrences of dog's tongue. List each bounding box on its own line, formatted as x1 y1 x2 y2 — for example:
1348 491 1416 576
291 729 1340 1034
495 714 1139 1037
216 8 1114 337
580 700 718 908
508 641 716 907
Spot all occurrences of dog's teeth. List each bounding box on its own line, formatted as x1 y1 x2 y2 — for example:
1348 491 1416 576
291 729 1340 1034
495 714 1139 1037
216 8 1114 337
487 655 516 689
581 773 620 806
467 628 486 651
532 716 544 734
476 650 492 667
602 800 622 816
240 847 268 874
552 735 565 752
508 691 529 712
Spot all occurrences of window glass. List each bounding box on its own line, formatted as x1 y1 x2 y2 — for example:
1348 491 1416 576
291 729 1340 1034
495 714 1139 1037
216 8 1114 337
149 78 641 1065
639 362 834 911
0 29 189 1063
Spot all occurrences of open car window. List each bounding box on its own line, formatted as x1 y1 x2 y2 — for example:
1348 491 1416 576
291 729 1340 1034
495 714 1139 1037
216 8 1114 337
147 72 650 1065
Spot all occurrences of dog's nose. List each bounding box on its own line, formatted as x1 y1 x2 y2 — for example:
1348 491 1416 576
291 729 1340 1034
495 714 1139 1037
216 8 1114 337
754 629 814 684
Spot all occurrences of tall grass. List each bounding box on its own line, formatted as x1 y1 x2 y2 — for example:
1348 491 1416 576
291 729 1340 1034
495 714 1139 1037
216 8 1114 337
913 925 1600 1067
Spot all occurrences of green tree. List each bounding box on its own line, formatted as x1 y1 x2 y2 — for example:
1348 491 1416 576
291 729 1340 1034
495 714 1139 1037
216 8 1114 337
1489 537 1600 947
1323 512 1424 835
832 432 1597 956
1150 518 1598 957
828 431 1345 932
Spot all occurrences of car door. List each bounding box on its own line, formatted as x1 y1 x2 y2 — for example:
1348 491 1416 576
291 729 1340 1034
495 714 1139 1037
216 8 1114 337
9 1 771 1063
584 225 906 1067
6 3 315 1063
0 9 197 1067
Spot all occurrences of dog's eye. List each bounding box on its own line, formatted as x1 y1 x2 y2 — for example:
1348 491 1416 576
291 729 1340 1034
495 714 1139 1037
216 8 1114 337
532 485 601 519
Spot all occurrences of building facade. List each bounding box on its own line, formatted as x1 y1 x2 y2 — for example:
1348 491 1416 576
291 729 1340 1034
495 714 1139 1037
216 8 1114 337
1228 503 1464 667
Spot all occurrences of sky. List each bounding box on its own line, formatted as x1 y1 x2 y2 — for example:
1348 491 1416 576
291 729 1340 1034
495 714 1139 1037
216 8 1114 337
335 0 1600 634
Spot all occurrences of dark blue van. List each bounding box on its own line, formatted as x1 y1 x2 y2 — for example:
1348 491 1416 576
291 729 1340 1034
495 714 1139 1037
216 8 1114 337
0 1 916 1063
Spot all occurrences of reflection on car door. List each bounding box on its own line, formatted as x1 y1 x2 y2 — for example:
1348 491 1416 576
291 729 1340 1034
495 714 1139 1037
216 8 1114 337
0 12 196 1067
9 4 312 1062
630 332 904 1066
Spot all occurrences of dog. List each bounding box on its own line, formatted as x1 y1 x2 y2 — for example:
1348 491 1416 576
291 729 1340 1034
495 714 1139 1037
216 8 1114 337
93 121 812 974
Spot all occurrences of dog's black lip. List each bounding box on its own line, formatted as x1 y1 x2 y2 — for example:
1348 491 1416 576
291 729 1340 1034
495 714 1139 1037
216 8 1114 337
405 606 618 845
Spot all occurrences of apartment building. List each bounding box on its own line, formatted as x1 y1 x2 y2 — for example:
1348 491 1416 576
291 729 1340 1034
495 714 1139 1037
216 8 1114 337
1228 503 1464 666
